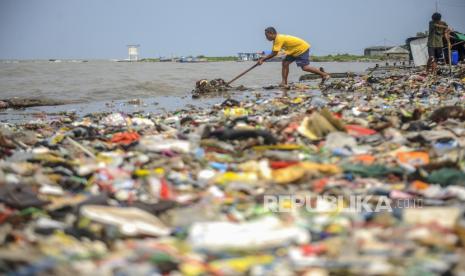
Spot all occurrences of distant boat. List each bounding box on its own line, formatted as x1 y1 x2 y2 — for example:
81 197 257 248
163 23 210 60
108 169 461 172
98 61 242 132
258 50 285 62
159 57 174 62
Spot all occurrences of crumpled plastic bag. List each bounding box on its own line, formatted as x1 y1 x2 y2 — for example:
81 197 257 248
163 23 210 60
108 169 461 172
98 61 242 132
101 113 127 127
325 132 357 151
138 135 191 153
80 205 170 236
188 216 310 251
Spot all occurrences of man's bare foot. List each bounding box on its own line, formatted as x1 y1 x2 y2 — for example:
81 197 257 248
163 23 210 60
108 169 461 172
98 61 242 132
279 82 290 89
320 74 330 84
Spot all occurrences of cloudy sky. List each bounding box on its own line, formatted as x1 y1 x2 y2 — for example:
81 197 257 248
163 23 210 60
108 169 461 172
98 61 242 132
1 0 464 59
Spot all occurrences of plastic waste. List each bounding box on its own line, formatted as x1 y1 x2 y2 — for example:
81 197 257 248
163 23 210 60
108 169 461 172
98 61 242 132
298 109 345 140
188 216 310 251
0 66 465 274
80 205 171 236
110 131 140 145
101 113 127 127
139 135 191 153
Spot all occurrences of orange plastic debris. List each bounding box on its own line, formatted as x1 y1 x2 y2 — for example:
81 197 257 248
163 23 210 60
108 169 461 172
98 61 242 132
412 180 429 190
110 131 141 145
397 151 429 167
353 154 375 165
284 122 299 133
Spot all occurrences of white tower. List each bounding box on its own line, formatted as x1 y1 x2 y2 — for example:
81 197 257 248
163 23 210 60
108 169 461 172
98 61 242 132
127 45 140 61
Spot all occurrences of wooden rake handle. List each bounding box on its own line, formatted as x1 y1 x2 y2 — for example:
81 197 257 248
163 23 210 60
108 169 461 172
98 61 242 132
226 63 260 86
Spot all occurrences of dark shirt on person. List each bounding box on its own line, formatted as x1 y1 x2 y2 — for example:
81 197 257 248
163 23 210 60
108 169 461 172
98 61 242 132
428 20 448 48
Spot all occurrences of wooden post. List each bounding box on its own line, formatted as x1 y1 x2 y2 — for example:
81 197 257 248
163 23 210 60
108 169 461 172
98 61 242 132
445 30 452 76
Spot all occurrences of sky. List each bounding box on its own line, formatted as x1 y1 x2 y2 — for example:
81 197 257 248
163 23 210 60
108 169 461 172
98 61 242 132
0 0 464 59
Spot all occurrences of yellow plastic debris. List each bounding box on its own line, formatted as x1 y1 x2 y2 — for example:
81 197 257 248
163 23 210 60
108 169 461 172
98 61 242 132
180 262 207 276
298 109 345 141
272 162 341 184
209 255 274 274
300 162 341 175
134 168 165 177
50 134 65 145
223 107 249 117
272 165 306 184
134 169 150 177
215 171 258 185
292 97 304 104
253 144 303 151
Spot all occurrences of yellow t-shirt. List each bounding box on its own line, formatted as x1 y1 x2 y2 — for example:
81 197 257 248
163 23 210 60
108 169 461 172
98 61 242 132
272 34 310 57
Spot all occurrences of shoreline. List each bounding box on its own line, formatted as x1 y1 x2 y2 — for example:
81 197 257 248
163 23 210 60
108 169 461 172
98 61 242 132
1 55 385 63
0 88 306 123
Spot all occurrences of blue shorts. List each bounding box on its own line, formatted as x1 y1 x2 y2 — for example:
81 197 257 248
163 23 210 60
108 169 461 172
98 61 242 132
284 49 310 67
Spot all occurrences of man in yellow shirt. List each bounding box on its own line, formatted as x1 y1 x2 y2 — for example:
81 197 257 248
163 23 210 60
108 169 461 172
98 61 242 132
258 27 329 87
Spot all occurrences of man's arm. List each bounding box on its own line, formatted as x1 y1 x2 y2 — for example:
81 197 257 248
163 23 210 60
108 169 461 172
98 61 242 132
434 23 448 29
257 51 278 65
435 21 452 32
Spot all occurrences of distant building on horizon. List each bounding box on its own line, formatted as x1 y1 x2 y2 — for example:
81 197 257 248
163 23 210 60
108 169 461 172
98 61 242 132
384 46 410 60
127 45 140 61
364 46 393 56
238 52 261 61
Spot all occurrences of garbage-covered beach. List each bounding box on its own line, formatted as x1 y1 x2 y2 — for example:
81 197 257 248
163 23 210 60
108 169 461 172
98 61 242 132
0 64 465 275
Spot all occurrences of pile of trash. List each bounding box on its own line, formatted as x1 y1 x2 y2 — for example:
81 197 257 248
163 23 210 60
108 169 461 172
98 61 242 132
192 79 248 98
1 66 465 275
192 79 230 98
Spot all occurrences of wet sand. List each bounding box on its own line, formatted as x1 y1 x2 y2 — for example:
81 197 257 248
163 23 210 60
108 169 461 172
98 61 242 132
0 89 321 123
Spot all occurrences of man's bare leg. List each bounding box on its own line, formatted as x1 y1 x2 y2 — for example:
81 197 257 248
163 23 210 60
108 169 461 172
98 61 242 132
427 57 434 74
301 65 330 81
432 60 438 75
281 60 291 86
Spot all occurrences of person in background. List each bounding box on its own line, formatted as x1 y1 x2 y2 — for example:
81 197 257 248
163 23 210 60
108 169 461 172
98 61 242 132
258 27 330 87
427 12 451 73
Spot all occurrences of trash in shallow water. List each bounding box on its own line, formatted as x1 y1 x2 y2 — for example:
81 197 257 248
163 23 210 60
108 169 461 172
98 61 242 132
191 78 248 98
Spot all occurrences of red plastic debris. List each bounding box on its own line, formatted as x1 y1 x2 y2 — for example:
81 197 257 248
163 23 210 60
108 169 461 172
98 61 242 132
269 161 299 169
345 125 377 137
